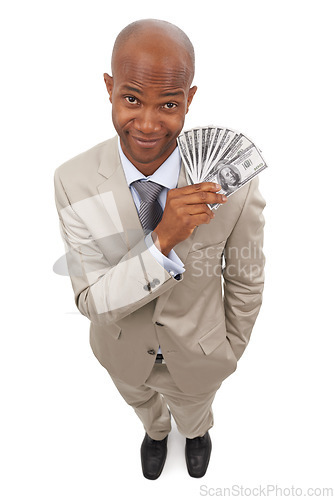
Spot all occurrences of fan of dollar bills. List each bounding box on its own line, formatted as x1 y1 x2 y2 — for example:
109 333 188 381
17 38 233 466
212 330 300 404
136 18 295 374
177 125 267 209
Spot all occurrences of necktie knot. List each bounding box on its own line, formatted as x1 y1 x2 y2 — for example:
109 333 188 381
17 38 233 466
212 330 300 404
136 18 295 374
132 180 164 204
131 180 164 233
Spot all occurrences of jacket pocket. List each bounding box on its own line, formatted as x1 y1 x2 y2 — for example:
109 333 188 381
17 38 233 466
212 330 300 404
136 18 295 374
198 321 226 355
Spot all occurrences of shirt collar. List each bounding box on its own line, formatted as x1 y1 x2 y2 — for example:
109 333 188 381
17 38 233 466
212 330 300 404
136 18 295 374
118 136 181 189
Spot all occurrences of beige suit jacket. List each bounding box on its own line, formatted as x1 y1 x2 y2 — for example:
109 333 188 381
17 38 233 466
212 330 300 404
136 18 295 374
54 136 265 395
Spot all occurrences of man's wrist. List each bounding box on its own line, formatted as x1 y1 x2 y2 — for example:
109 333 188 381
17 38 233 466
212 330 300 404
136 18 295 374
152 229 173 256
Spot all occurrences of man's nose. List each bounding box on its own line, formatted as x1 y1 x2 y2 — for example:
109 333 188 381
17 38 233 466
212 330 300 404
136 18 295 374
134 108 161 134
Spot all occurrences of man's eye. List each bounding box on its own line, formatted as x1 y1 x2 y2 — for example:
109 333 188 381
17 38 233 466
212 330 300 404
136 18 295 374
163 102 177 109
125 96 138 104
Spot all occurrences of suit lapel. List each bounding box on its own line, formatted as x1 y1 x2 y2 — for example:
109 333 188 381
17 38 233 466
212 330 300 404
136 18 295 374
97 136 144 250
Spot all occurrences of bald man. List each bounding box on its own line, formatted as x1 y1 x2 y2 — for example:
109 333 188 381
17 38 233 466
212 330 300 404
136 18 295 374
54 19 265 480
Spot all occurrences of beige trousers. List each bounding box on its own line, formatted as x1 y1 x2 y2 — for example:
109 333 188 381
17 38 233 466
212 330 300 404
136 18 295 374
108 362 218 440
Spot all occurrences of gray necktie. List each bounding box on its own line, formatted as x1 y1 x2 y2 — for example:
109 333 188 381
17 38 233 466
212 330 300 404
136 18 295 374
131 180 164 233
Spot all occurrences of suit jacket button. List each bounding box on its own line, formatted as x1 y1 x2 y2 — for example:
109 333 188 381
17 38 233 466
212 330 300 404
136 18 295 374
147 349 156 355
143 283 151 291
155 322 164 326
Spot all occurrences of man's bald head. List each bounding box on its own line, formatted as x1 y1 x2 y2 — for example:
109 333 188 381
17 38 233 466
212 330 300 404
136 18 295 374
111 19 195 85
104 19 198 174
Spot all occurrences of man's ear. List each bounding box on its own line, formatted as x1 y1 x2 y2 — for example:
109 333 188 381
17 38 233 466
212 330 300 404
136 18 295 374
103 73 114 103
186 85 197 114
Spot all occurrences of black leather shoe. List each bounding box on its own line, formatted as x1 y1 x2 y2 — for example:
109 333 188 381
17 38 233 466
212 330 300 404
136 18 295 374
185 431 212 478
140 433 168 480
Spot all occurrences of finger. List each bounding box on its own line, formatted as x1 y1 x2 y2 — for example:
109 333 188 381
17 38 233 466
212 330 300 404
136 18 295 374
183 190 227 205
170 182 222 197
192 182 222 192
190 212 214 226
187 204 214 217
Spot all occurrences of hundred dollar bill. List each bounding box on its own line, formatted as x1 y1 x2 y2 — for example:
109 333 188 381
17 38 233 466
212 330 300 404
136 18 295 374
177 125 267 209
192 127 202 181
203 127 238 179
205 144 267 209
178 135 195 182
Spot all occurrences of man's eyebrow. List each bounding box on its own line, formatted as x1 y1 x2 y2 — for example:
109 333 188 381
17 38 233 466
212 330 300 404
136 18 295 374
121 85 143 95
160 90 184 97
120 86 184 98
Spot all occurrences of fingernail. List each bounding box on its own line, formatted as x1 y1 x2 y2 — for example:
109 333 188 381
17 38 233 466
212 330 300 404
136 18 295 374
215 184 221 190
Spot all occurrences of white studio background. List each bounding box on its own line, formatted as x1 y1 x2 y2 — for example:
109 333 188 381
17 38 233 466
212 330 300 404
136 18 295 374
1 1 333 499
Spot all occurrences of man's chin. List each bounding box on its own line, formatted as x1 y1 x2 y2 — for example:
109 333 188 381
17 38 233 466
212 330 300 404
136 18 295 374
122 140 174 167
126 150 161 166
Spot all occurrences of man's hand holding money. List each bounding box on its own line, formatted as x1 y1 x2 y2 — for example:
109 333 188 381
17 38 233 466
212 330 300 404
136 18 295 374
152 182 227 256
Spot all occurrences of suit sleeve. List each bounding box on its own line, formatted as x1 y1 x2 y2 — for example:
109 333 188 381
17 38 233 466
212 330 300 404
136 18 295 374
54 169 180 326
222 177 266 360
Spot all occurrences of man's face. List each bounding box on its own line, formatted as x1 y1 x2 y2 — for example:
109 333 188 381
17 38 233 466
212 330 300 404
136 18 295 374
105 43 197 175
221 166 238 186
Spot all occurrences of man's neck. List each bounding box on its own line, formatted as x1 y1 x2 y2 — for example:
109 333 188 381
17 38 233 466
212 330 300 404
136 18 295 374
120 141 178 176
